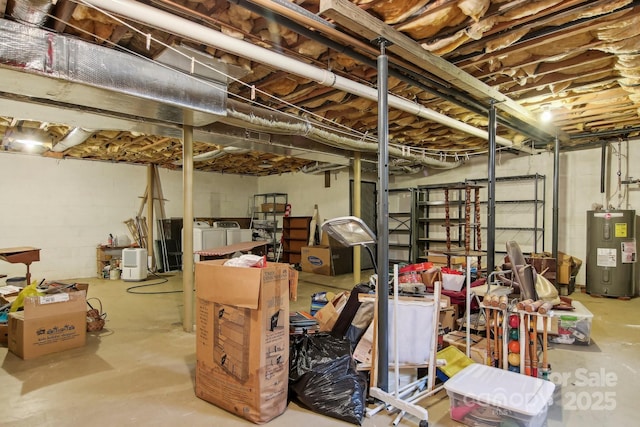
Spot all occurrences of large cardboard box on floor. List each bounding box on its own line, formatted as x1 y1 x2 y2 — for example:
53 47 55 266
300 240 353 276
195 260 295 424
8 291 87 360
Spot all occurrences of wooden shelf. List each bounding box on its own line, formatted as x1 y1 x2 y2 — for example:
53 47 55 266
96 246 129 278
282 216 311 264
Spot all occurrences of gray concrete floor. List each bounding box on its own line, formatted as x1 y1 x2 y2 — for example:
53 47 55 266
1 269 638 426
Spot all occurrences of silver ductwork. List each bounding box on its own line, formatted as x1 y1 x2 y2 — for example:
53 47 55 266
0 19 226 126
0 14 461 170
7 0 54 25
223 106 461 169
300 162 348 174
52 127 96 152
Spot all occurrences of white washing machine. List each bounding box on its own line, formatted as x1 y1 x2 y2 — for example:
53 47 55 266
184 221 227 262
213 221 253 245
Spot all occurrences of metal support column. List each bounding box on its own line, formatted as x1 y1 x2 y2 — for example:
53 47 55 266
376 39 390 392
552 133 559 261
183 121 194 333
487 101 497 272
353 152 362 284
147 164 155 271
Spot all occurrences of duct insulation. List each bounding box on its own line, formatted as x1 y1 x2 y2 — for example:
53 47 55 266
0 19 226 126
7 0 54 25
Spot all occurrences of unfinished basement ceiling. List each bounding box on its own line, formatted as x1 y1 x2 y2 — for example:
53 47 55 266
1 0 640 176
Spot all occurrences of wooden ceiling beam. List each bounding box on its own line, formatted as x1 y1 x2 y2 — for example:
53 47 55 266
319 0 547 132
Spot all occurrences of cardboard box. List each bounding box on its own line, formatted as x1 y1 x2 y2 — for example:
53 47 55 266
443 330 487 364
439 306 456 331
526 254 557 285
557 252 582 285
195 260 295 424
0 323 8 345
301 246 332 275
260 203 287 213
8 291 87 360
300 245 353 276
426 252 466 265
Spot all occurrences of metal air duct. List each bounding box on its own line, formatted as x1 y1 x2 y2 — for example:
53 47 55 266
83 0 521 151
52 128 96 152
0 19 226 127
7 0 54 25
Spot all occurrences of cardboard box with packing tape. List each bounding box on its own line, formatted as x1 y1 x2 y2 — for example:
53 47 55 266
8 291 87 360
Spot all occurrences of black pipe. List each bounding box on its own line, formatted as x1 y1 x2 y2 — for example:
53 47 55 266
376 40 390 392
552 133 559 262
487 101 496 272
601 141 607 193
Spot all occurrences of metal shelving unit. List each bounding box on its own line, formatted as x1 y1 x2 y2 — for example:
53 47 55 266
415 183 482 267
466 174 545 256
388 188 416 264
251 193 288 261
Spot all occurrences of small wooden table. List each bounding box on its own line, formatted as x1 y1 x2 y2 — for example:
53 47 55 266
0 246 41 285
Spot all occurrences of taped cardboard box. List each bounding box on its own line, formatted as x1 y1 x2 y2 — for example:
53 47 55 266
8 291 87 360
195 260 296 424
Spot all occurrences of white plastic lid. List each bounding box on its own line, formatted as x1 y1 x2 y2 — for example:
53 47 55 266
444 364 555 416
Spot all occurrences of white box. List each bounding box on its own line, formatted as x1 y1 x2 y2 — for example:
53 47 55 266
444 364 555 427
442 273 465 291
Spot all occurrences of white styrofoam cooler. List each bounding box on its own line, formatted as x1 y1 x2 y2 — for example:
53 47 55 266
444 364 555 427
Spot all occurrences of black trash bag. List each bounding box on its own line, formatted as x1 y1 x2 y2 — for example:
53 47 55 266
289 333 367 425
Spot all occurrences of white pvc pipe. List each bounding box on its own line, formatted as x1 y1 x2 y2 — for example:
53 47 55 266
83 0 517 148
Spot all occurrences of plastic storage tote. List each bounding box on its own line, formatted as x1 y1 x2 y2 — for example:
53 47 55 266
444 363 555 427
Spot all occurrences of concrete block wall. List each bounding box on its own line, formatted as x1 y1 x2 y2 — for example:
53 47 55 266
2 140 639 286
258 170 351 223
0 154 257 281
392 141 640 286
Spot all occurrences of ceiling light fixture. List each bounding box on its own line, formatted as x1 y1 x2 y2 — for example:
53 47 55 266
15 138 45 147
540 104 553 123
2 127 52 152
